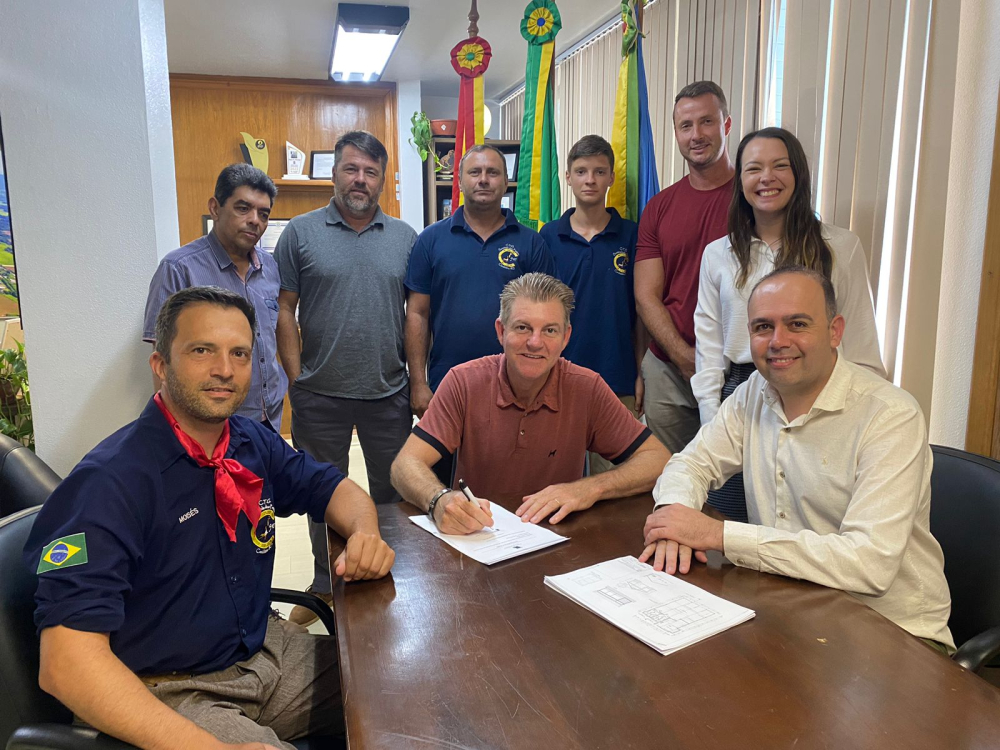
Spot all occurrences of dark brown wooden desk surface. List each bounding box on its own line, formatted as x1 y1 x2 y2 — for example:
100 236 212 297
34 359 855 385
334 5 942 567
329 497 1000 749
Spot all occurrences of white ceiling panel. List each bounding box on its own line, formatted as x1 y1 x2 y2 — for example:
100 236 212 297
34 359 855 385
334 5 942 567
164 0 622 98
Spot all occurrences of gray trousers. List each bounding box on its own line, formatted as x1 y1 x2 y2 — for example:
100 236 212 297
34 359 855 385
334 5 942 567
143 618 342 749
289 383 412 594
640 350 701 454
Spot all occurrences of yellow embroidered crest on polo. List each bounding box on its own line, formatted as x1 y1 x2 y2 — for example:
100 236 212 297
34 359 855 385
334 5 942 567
613 250 629 275
252 508 276 553
498 245 519 270
37 533 89 574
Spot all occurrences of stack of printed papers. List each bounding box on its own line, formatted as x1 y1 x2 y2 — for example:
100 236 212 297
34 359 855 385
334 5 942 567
545 556 755 655
410 503 569 565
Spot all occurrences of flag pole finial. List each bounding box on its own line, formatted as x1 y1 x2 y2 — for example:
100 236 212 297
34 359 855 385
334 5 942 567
468 0 479 37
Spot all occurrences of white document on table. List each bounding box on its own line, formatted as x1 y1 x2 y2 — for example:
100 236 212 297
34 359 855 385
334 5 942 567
545 556 755 655
409 503 569 565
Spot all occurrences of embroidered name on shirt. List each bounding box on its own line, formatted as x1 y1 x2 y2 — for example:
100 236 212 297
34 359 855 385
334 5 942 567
178 507 200 524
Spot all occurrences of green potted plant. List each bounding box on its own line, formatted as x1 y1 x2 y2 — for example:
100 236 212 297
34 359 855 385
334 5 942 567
0 341 33 450
409 111 443 171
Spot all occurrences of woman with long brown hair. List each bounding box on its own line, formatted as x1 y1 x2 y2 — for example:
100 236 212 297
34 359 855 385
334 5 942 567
692 127 884 522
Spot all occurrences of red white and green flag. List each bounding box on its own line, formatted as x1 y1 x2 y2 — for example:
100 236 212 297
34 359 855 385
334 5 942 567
450 36 493 209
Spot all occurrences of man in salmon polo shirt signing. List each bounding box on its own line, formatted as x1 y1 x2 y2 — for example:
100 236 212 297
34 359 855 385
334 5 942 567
634 80 736 454
390 273 670 534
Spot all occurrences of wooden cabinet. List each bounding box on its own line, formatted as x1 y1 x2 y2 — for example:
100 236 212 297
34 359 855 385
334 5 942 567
423 137 521 226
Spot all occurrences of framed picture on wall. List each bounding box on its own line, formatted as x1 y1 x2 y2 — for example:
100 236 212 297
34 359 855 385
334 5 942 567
201 215 290 254
501 192 514 211
309 150 336 180
0 132 21 320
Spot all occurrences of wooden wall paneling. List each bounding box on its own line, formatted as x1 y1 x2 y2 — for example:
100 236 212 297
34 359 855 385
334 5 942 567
966 84 1000 459
383 83 400 207
169 75 400 245
169 75 400 436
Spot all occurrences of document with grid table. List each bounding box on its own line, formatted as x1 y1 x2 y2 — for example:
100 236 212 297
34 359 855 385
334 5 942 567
545 556 755 654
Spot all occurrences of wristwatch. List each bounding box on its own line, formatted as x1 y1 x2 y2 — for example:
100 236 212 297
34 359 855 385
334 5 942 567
427 487 451 527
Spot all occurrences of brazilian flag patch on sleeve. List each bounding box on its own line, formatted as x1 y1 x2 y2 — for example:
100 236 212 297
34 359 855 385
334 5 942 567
37 533 89 574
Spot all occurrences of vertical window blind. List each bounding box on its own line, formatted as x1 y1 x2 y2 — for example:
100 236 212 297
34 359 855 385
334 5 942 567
502 0 761 210
501 0 945 410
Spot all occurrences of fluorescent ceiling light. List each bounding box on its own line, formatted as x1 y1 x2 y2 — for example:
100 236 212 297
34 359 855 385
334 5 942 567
330 4 410 83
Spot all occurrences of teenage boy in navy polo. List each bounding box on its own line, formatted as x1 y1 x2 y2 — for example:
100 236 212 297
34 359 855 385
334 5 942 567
25 287 395 750
541 135 643 474
404 144 555 419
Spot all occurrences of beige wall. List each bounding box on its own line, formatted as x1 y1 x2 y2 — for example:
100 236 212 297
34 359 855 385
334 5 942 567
0 0 178 475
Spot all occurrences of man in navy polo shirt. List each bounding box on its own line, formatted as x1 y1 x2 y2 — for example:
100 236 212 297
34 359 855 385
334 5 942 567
541 135 643 474
405 144 554 419
25 286 394 750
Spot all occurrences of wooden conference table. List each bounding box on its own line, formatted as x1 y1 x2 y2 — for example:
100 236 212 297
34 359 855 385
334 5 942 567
329 496 1000 749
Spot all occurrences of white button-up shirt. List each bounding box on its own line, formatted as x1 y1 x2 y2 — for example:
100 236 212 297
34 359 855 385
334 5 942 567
654 356 954 648
692 223 885 424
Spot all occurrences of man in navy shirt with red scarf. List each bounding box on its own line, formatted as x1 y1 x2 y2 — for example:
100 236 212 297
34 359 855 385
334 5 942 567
25 286 394 750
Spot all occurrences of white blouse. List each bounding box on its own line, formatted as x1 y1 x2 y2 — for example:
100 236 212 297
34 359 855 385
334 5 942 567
692 223 885 424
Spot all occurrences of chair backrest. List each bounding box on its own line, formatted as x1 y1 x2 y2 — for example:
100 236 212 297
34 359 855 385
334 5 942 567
0 434 61 517
0 506 72 746
929 445 1000 648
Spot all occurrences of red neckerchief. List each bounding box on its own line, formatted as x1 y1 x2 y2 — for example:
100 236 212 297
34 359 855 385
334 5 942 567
154 393 263 543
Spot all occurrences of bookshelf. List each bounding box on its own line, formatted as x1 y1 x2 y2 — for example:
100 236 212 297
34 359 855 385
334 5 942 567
423 137 521 226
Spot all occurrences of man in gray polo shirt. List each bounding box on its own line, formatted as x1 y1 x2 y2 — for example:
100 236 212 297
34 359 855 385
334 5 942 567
275 130 417 625
144 163 287 430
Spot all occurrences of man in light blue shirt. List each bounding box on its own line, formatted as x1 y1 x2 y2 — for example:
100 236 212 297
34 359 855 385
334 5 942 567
143 163 287 430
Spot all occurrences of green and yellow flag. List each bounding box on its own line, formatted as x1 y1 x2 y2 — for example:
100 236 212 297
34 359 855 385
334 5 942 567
515 0 561 230
37 533 89 574
608 1 659 222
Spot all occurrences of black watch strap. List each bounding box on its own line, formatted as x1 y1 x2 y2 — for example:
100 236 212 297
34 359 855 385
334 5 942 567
427 487 450 526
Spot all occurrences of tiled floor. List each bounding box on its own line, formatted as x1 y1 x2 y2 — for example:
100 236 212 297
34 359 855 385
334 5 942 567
271 436 369 633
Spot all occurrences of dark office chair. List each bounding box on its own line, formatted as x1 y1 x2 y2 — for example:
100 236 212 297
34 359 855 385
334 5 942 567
0 435 60 518
1 508 343 750
929 444 1000 673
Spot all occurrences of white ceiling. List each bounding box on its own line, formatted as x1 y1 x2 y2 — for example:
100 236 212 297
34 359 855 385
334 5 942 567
164 0 620 99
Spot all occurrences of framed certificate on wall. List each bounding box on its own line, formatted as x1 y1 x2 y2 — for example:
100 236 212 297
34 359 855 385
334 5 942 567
309 150 336 180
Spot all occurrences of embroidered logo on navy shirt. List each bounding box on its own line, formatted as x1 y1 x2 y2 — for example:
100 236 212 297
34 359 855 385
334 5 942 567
613 249 629 276
178 507 200 524
498 245 519 270
253 496 276 554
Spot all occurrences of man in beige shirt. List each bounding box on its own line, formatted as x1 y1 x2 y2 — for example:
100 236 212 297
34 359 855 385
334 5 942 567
642 266 954 650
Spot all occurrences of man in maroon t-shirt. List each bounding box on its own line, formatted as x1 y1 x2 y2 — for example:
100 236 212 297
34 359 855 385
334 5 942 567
634 81 736 453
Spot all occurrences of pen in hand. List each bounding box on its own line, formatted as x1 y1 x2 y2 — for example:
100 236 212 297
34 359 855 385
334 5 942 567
458 478 494 531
